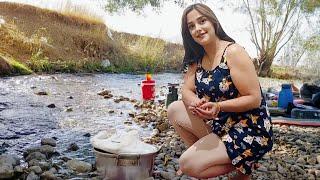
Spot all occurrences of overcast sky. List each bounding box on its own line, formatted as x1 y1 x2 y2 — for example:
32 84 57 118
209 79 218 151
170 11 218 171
4 0 256 57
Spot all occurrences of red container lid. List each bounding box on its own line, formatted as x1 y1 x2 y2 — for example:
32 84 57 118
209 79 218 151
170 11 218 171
142 80 155 83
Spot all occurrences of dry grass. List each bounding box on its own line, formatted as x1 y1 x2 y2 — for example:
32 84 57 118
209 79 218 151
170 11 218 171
57 0 104 25
0 2 184 74
112 32 184 73
270 65 319 81
0 2 115 67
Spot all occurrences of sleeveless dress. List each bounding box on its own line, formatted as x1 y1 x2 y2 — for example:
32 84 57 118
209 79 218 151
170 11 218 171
194 43 273 175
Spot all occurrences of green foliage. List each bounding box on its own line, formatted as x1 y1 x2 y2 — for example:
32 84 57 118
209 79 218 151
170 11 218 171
301 0 320 12
303 35 320 51
9 59 33 75
27 49 54 72
104 0 203 13
105 0 162 13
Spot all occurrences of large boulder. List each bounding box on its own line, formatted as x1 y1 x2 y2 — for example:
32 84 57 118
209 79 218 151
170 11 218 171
0 55 12 75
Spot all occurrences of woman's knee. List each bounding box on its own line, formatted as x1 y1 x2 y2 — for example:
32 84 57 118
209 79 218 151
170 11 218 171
167 100 184 125
179 152 203 177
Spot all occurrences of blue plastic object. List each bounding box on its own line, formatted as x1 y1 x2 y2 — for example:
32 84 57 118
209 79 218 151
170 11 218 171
278 84 293 109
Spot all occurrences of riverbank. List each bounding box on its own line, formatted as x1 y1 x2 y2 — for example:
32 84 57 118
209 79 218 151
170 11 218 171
0 2 184 76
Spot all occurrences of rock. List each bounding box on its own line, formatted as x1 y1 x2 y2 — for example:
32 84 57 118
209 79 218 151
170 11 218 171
317 155 320 164
97 90 111 96
28 159 40 167
47 104 56 108
29 166 42 174
257 165 268 172
66 159 92 173
0 163 14 179
24 147 41 158
35 91 48 96
0 154 20 166
67 143 79 151
39 161 51 171
309 174 316 180
65 107 73 112
307 156 317 165
268 164 277 171
83 133 91 137
14 165 24 173
41 171 56 180
292 165 306 175
160 171 175 180
41 138 57 147
296 157 306 164
60 156 71 162
101 59 111 68
26 152 46 162
151 129 159 137
48 168 57 174
315 170 320 177
26 171 39 180
39 145 55 157
128 112 136 118
0 56 12 75
277 164 287 175
157 123 168 132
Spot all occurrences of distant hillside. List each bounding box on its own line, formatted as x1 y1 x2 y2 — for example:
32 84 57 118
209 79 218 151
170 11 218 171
0 2 184 75
0 2 115 71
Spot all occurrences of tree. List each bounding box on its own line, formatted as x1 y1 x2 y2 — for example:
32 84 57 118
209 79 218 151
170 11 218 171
242 0 320 77
104 0 205 14
102 0 319 76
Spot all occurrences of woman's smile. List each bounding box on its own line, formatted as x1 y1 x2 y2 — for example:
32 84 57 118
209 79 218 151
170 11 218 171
196 32 208 39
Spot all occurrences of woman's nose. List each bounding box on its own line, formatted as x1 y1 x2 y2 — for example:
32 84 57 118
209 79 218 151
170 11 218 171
195 24 201 32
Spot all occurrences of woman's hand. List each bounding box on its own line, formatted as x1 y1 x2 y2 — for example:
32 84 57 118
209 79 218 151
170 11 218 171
187 97 207 115
194 102 221 120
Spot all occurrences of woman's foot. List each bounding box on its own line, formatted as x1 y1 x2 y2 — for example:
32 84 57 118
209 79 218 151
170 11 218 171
228 171 250 180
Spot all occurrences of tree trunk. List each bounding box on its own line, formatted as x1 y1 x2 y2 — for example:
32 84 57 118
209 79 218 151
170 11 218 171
257 53 274 77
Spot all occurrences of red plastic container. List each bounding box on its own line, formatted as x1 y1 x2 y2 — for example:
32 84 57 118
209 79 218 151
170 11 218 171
141 79 155 100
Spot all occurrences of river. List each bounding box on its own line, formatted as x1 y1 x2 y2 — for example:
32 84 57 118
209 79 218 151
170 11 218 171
0 73 296 163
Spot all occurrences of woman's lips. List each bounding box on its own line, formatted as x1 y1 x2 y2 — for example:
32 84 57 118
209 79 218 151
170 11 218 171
197 32 207 38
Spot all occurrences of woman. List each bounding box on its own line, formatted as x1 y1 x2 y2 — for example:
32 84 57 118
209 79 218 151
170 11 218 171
167 3 273 180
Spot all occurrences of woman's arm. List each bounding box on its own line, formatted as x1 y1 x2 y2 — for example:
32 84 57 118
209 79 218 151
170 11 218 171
181 63 202 107
218 44 261 112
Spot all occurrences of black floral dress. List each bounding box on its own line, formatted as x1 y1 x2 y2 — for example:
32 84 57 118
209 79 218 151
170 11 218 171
194 43 273 175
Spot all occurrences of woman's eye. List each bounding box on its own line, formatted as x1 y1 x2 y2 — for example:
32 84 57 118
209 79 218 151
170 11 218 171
188 24 195 30
200 18 206 24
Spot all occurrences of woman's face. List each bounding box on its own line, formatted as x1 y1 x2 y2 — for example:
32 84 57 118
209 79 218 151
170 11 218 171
186 9 215 46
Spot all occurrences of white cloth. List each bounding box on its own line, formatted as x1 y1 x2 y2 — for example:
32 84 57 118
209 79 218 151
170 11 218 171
91 130 158 155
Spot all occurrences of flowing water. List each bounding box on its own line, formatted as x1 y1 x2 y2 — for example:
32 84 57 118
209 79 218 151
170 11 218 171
0 73 183 162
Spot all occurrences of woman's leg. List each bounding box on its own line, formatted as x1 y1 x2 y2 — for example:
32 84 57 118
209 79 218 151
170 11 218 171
179 133 251 180
178 133 234 178
167 100 211 147
167 101 250 179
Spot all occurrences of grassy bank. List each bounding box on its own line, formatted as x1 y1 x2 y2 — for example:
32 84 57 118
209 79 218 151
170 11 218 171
0 2 184 76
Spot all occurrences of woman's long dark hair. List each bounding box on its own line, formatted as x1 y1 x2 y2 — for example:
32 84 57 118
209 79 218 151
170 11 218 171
181 3 235 67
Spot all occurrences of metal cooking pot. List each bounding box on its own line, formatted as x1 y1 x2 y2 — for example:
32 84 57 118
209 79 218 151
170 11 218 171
94 147 159 180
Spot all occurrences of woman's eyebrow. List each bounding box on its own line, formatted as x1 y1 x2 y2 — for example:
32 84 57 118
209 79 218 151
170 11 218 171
187 15 205 25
